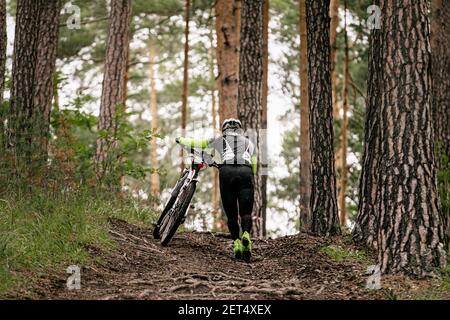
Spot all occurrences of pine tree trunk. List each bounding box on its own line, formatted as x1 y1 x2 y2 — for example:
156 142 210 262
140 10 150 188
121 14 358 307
0 0 6 104
9 0 40 161
306 0 340 236
180 0 190 172
0 0 6 145
238 0 264 238
356 0 447 276
338 1 349 229
34 0 62 130
9 0 61 168
119 45 131 192
329 0 340 118
352 17 381 248
212 85 221 230
431 0 450 250
299 0 311 230
215 0 240 124
329 0 342 213
149 36 160 198
123 46 130 108
431 0 450 163
52 73 60 112
260 0 269 237
208 23 223 231
95 0 132 180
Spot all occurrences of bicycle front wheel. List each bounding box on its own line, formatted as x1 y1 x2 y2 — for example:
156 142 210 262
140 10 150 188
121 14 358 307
153 171 188 239
160 182 197 246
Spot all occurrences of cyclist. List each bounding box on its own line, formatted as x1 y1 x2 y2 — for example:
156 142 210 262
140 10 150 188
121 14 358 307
176 118 256 261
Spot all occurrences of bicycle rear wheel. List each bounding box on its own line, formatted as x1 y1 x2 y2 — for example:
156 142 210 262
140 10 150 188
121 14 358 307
153 171 188 239
160 181 197 246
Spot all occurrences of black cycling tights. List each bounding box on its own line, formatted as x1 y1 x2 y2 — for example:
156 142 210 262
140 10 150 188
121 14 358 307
219 165 254 240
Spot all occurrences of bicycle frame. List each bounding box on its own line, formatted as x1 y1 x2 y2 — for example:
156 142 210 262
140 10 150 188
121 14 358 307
154 144 220 243
176 145 218 198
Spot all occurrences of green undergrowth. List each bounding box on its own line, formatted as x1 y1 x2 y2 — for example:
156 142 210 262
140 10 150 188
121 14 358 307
320 244 371 264
0 186 157 297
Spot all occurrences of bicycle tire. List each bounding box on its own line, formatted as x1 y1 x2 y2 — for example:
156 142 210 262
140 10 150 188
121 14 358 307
153 171 188 239
160 181 197 246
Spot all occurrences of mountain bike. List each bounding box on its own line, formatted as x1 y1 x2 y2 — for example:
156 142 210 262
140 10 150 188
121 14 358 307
153 142 220 246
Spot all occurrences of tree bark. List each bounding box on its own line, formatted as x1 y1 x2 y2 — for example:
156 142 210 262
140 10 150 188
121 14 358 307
352 11 382 248
431 0 450 251
356 0 447 276
329 0 340 118
180 0 190 172
0 0 6 104
9 0 61 167
215 0 240 125
338 1 349 229
238 0 264 238
260 0 269 237
0 0 6 145
95 0 132 180
34 0 62 128
431 0 450 163
299 0 311 231
119 44 131 191
181 0 190 135
306 0 340 236
149 36 160 198
208 22 223 231
329 0 342 215
122 45 130 107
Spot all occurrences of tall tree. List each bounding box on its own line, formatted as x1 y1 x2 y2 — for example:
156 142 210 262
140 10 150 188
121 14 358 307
238 0 264 237
149 36 160 198
34 0 63 157
329 0 339 118
208 22 222 230
119 45 131 191
215 0 240 124
9 0 62 167
338 1 349 228
95 0 132 179
180 0 190 172
355 0 446 276
329 0 342 218
431 0 450 249
306 0 340 236
431 0 450 163
0 0 5 104
299 0 311 230
0 0 6 145
181 0 190 138
260 0 269 237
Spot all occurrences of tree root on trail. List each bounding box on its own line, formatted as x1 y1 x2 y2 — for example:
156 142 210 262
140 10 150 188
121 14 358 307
21 218 389 300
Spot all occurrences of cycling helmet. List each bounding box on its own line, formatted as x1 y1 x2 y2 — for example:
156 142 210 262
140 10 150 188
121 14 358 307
222 118 242 132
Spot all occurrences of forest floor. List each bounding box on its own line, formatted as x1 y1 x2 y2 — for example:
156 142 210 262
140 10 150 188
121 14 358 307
7 218 450 300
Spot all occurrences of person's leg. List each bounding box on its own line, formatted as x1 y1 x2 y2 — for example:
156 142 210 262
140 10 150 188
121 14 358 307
237 166 254 262
219 166 240 240
237 167 254 234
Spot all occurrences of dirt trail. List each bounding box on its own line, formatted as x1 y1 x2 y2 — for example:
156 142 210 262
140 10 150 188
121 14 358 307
8 218 397 300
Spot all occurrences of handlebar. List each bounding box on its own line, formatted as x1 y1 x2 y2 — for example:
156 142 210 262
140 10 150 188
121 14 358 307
177 141 221 169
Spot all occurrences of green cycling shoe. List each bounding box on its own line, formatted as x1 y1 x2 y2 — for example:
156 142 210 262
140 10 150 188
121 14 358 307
241 231 252 262
233 239 243 260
